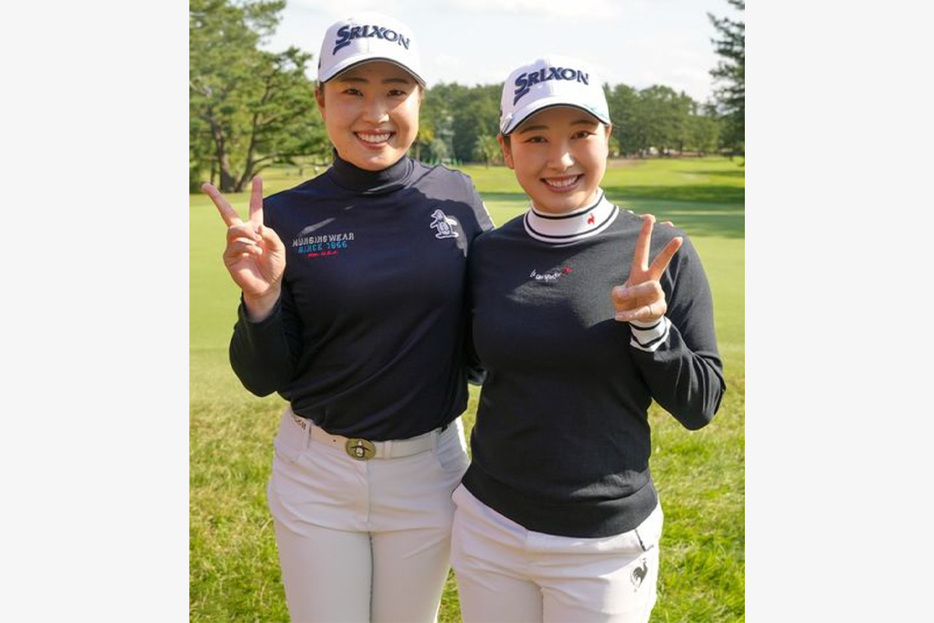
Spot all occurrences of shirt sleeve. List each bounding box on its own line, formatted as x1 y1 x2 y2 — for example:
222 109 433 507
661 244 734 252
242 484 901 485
460 173 493 384
228 284 302 397
464 319 486 386
628 234 726 430
461 171 495 232
464 251 487 387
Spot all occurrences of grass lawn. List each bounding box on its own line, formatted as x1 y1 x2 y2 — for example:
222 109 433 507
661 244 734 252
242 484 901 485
190 156 744 621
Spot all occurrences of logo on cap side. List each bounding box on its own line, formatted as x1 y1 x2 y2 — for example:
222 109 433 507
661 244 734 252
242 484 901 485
513 66 589 105
333 24 411 54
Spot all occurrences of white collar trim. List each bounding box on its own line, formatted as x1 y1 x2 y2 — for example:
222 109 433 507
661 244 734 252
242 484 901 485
523 190 619 244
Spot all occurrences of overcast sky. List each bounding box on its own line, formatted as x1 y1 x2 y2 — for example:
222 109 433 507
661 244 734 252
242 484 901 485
263 0 742 103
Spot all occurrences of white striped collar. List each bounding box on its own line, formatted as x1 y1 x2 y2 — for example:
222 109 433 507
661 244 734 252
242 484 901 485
523 190 619 244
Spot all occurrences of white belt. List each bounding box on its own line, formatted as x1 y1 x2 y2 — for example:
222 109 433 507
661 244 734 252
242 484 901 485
290 410 441 461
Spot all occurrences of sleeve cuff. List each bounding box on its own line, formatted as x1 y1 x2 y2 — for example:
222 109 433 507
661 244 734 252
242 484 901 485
630 317 670 352
238 294 282 328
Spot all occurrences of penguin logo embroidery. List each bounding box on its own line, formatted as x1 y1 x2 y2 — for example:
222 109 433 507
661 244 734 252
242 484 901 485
631 558 648 589
430 209 460 239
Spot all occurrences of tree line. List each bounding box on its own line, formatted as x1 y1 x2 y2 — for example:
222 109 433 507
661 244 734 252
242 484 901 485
416 82 726 169
191 0 744 192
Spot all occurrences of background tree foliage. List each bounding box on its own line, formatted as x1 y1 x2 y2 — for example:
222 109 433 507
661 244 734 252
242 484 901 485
189 0 740 182
474 135 502 167
606 84 721 157
709 0 745 155
189 0 328 192
417 83 500 164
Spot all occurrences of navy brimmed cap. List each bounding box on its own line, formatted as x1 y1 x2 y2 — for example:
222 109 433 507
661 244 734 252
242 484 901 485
499 55 611 135
317 13 425 86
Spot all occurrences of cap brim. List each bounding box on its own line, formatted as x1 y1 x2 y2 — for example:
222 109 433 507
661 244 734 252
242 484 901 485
319 55 426 86
502 99 610 135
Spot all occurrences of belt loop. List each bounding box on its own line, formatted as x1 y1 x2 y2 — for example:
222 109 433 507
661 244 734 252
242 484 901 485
382 440 393 459
300 416 310 452
288 405 310 452
430 427 439 455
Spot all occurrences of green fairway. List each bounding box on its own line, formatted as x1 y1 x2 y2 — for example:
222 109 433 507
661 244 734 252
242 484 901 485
190 156 744 621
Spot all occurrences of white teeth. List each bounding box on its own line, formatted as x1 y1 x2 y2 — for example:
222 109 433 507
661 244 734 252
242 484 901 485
544 176 579 188
358 133 391 143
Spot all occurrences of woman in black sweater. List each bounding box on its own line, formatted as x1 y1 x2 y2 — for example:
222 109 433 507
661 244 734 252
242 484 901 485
203 12 492 622
451 54 725 623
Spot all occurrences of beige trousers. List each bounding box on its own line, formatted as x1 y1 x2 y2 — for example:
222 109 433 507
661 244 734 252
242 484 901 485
268 408 469 622
451 485 663 623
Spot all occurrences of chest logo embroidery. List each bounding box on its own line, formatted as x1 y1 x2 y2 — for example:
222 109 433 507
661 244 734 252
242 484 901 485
292 224 356 258
529 266 573 282
430 209 460 239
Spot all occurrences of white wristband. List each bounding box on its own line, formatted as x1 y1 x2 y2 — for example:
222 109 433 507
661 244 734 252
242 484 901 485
630 317 670 352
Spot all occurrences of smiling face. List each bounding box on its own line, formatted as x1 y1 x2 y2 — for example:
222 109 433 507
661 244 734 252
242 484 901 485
315 61 421 171
500 106 611 215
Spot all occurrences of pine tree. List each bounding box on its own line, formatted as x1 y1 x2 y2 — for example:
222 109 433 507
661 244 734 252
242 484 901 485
709 0 745 157
189 0 329 191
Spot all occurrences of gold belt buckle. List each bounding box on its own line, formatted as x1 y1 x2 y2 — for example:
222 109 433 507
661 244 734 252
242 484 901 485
345 438 376 460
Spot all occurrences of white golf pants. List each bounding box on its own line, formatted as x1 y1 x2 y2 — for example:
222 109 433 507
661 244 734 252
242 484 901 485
267 407 469 622
451 485 663 623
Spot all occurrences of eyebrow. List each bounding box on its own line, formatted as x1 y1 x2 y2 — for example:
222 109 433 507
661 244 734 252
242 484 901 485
517 118 600 134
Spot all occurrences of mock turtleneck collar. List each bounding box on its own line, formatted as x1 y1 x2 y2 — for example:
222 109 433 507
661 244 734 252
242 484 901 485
523 190 619 244
328 151 414 194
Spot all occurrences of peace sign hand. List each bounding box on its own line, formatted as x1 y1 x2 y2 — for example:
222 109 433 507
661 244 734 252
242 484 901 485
612 214 683 324
202 177 286 321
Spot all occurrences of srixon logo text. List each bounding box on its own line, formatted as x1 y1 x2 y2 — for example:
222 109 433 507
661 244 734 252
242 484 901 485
513 67 589 104
333 25 410 53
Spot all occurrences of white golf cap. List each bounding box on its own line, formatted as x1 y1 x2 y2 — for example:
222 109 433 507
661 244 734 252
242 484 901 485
499 55 611 135
317 13 425 86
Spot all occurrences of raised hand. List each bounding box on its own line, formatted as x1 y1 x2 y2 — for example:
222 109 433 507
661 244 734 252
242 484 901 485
202 177 286 320
612 214 682 324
